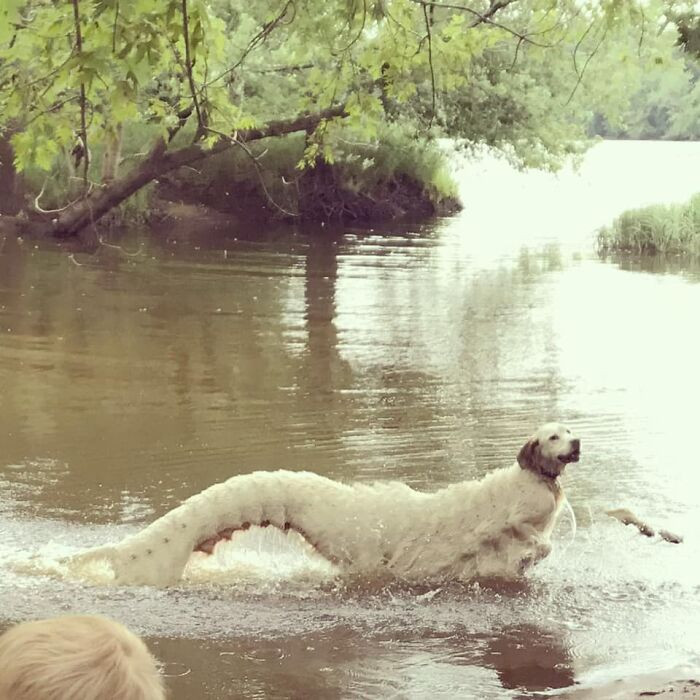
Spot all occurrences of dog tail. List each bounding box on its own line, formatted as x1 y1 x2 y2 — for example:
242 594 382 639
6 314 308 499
62 545 118 570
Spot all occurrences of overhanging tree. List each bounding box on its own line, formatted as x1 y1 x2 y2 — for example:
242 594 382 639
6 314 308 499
0 0 684 243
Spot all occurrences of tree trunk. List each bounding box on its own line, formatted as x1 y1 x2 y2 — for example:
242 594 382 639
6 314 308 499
100 123 123 184
34 105 348 244
50 138 168 244
0 134 23 215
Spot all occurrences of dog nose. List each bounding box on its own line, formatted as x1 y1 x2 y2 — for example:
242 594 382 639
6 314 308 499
571 438 580 451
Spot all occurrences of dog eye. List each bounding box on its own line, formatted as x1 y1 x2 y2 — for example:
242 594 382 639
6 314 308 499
549 435 558 441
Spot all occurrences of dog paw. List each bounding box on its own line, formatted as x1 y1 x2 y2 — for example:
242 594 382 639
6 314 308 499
659 529 683 544
517 542 552 574
535 542 552 560
517 556 533 574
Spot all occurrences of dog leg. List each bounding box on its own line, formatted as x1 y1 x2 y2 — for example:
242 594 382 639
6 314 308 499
606 508 683 544
606 508 655 537
658 529 683 544
512 525 553 574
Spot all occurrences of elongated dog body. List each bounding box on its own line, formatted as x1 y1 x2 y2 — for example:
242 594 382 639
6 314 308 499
70 423 580 587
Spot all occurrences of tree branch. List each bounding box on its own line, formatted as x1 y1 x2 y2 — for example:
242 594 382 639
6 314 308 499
332 0 367 55
181 0 205 136
572 19 595 80
112 1 119 53
161 104 349 171
46 104 350 240
566 23 608 106
71 0 90 189
407 0 552 47
252 62 314 74
470 0 519 28
422 4 436 128
203 0 295 89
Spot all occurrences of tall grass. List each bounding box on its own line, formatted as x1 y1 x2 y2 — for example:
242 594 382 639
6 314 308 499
597 193 700 256
171 123 459 213
329 124 459 200
21 122 165 225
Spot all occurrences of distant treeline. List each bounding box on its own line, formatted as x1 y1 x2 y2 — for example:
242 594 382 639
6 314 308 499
590 56 700 141
592 11 700 141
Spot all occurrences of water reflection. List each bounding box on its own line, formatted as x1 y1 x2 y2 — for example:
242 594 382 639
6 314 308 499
602 251 700 280
0 224 570 518
153 620 573 699
482 624 574 693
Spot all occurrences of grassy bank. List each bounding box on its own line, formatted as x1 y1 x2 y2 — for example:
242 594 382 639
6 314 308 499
16 122 460 228
162 124 461 224
597 193 700 256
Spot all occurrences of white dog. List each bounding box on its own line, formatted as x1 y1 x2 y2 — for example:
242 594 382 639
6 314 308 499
70 423 580 587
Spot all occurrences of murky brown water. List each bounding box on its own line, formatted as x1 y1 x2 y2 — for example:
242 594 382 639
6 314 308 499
1 141 700 698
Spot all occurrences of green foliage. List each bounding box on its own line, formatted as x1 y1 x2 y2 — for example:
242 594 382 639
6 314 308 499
433 1 690 168
591 52 700 140
170 122 457 214
590 2 700 140
597 193 700 256
22 120 163 220
0 0 22 45
0 0 694 222
326 124 458 199
1 0 234 173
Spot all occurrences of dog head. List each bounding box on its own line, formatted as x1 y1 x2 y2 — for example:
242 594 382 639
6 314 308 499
517 422 580 478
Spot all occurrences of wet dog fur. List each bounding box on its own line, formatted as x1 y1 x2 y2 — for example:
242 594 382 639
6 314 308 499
69 422 580 587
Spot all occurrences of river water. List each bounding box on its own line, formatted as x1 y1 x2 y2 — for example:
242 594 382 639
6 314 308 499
1 140 699 698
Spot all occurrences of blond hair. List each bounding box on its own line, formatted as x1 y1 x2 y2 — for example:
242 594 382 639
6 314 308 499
0 615 165 700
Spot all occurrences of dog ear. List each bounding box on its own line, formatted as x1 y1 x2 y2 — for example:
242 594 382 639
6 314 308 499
517 439 539 471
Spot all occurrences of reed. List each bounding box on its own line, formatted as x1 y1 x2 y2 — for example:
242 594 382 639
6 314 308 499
597 193 700 256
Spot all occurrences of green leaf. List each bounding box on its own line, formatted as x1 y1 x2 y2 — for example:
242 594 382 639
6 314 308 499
0 0 22 45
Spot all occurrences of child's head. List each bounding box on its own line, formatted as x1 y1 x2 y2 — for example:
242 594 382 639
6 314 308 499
0 615 165 700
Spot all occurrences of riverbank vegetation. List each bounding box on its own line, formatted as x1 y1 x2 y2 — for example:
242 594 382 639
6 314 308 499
0 1 697 244
162 125 460 223
17 121 459 226
597 193 700 256
590 6 700 140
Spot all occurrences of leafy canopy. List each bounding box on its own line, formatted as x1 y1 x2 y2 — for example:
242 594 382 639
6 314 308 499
0 0 688 180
